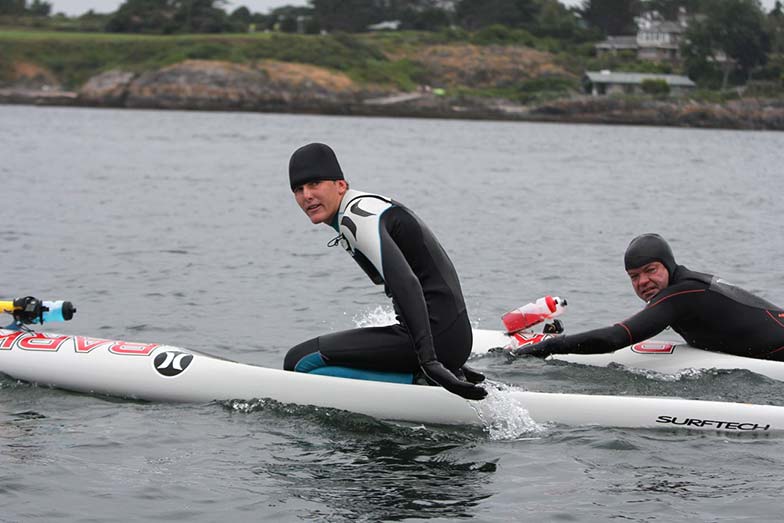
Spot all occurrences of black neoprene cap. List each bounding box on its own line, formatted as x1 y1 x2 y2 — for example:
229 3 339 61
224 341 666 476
624 233 677 274
289 143 344 190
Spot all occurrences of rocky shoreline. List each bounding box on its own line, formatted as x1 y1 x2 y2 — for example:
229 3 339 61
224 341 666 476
3 59 783 131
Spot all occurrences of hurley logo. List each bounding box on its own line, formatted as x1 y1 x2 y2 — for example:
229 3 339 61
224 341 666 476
154 351 193 377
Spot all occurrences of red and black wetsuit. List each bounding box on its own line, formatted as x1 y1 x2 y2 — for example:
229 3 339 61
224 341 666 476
546 266 784 360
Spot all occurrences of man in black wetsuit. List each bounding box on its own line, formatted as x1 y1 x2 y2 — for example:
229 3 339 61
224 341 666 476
282 142 487 400
515 233 784 360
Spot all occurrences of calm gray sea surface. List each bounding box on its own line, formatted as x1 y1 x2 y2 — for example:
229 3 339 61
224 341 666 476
1 105 783 522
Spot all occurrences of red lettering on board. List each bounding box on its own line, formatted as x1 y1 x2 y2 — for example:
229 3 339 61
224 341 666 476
511 332 547 348
73 336 111 353
0 330 24 349
631 341 675 354
17 333 69 351
109 341 159 356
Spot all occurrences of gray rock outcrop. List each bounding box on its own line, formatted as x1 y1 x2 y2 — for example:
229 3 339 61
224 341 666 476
78 70 136 107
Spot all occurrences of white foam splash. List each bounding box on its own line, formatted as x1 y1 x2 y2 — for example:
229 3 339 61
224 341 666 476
472 382 547 441
351 307 545 440
352 305 397 328
621 365 708 382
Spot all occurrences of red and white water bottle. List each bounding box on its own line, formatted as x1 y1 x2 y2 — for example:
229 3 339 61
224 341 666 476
501 296 566 334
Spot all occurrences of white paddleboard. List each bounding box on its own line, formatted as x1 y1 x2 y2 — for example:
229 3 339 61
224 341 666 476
2 328 784 433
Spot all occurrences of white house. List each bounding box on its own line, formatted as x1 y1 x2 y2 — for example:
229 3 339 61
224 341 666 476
596 9 691 63
583 70 697 96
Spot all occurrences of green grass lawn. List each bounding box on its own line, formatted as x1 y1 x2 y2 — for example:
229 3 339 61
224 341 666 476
0 29 390 88
0 29 275 42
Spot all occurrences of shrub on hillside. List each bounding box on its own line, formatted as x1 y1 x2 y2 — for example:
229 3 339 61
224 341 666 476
471 24 537 46
641 78 670 96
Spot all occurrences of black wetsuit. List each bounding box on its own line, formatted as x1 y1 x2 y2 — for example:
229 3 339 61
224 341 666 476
545 265 784 360
284 189 472 375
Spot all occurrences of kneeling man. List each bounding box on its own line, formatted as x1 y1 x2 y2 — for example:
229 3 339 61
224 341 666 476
283 143 486 400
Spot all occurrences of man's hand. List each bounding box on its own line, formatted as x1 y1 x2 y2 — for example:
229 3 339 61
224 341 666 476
512 336 563 358
421 360 487 400
460 364 485 384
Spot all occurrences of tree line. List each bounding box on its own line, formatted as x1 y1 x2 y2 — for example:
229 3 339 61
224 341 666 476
2 0 780 43
78 0 594 40
2 0 783 89
0 0 51 16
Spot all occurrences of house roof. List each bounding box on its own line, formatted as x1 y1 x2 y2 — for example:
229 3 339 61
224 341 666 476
367 20 401 31
595 36 638 50
584 71 696 87
638 21 685 34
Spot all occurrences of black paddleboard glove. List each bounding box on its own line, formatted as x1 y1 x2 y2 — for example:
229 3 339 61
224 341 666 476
460 364 485 384
421 360 488 400
512 335 565 358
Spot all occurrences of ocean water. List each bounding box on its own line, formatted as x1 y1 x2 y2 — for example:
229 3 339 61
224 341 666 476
1 105 783 522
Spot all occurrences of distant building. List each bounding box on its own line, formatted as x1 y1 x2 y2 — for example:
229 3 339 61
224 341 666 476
368 20 401 31
636 20 686 62
596 9 690 63
595 36 638 55
583 70 696 96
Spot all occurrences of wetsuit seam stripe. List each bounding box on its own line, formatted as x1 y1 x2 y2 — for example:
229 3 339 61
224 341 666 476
376 205 393 279
617 322 633 344
768 345 784 355
766 310 784 329
344 194 391 210
648 289 705 308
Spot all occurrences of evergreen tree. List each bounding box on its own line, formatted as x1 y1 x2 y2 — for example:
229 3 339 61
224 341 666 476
640 0 701 19
229 5 252 24
682 0 769 87
534 0 583 39
579 0 641 35
175 0 231 33
106 0 235 33
268 4 314 33
768 0 784 53
454 0 538 30
398 0 452 30
27 0 50 16
0 0 25 15
278 15 298 32
310 0 385 32
105 0 179 33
